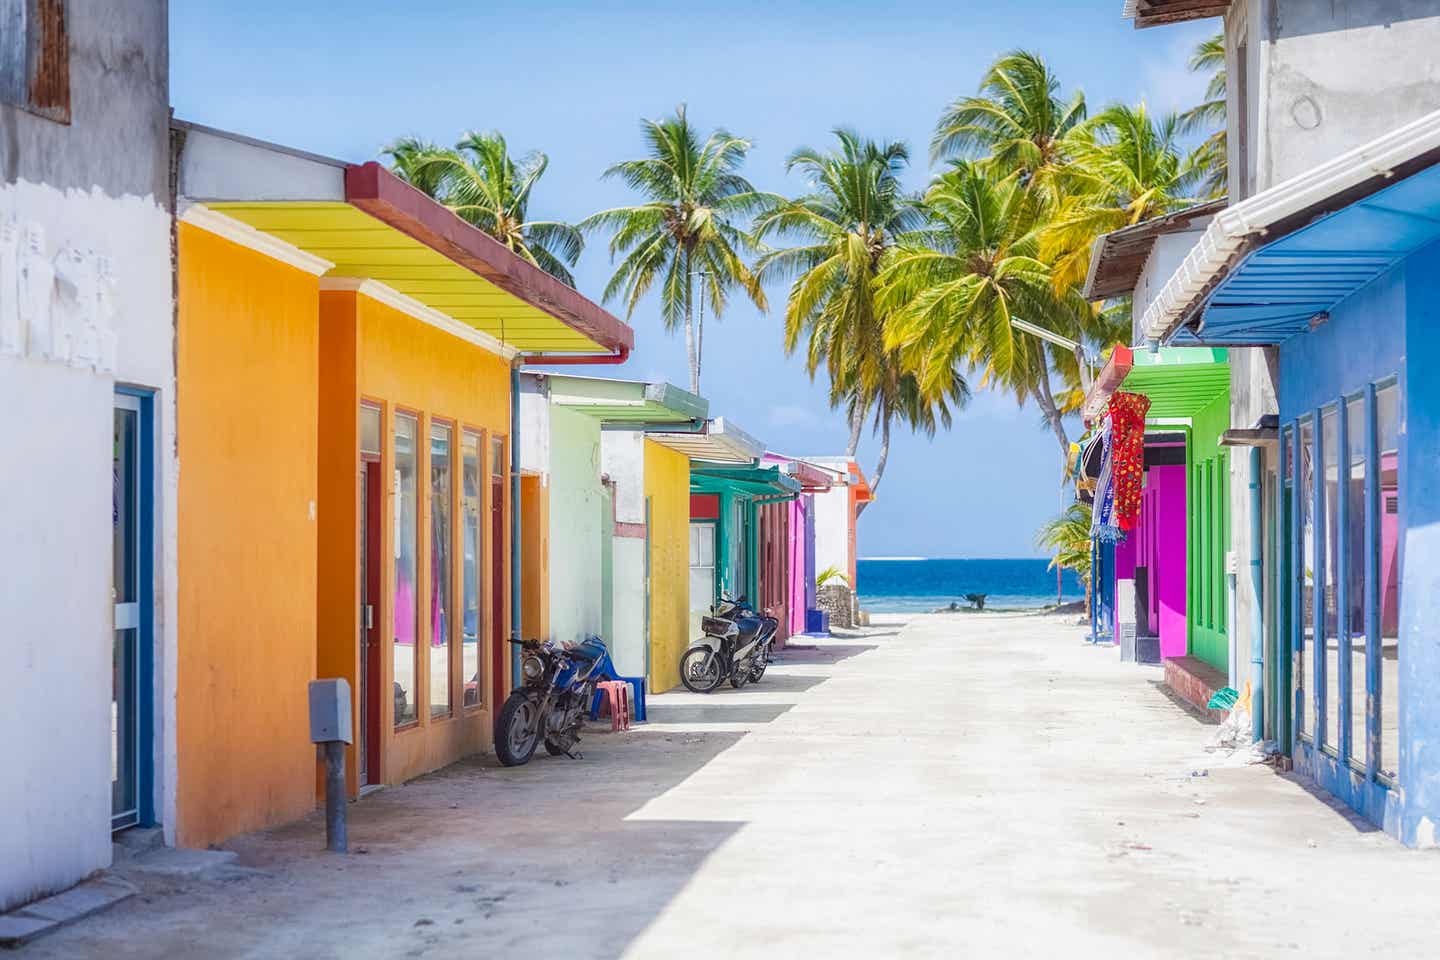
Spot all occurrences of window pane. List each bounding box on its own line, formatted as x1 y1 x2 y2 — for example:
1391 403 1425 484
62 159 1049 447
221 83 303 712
1297 417 1314 739
491 436 506 476
393 413 419 728
462 432 482 708
1377 383 1400 781
113 408 138 604
430 423 453 720
1321 407 1340 752
1344 400 1367 766
360 404 381 457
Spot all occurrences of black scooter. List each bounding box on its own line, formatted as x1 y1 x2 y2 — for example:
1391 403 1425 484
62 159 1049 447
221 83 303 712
678 596 778 693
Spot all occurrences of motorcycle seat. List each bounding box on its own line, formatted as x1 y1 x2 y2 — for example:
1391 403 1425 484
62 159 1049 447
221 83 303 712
566 637 608 663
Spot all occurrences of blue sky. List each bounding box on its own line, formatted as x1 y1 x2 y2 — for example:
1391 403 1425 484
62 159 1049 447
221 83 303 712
171 2 1214 558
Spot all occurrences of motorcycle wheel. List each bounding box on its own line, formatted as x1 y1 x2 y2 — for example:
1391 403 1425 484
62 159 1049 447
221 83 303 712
680 648 723 693
729 664 750 689
495 691 542 766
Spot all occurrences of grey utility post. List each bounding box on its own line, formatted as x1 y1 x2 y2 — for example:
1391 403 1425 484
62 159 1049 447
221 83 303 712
308 678 353 853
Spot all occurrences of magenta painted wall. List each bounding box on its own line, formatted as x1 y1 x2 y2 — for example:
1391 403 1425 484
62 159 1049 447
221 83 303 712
1144 464 1187 659
1109 464 1186 657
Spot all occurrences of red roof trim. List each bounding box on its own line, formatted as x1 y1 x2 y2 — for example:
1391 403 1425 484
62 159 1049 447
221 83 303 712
343 162 634 356
1082 344 1135 425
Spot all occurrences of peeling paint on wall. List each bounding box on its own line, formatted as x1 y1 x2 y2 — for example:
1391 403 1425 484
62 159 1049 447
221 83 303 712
0 178 173 911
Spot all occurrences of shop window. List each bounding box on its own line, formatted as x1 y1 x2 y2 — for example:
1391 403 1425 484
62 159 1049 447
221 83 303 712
1376 382 1400 782
430 422 453 720
1344 397 1367 768
1287 381 1402 783
1320 406 1340 754
461 431 482 709
1296 416 1314 741
0 0 69 123
393 412 419 728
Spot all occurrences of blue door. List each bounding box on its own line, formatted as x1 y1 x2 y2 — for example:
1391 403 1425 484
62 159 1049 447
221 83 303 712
113 390 154 831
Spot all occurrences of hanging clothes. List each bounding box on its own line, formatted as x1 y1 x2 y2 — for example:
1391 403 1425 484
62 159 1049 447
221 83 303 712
1107 391 1151 532
1090 417 1120 542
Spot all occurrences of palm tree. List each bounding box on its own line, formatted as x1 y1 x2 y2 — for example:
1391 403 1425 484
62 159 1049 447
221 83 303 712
752 130 954 496
581 106 767 394
932 50 1087 205
385 131 583 285
1179 34 1227 198
880 163 1085 459
1041 103 1202 292
1036 501 1093 611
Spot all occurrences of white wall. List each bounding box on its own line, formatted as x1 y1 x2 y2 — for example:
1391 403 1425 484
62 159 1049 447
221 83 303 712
1133 230 1207 344
0 180 174 908
812 485 850 581
546 406 605 647
600 431 648 675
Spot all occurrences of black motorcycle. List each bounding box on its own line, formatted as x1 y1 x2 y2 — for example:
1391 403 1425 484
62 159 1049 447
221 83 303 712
679 596 778 693
495 636 616 766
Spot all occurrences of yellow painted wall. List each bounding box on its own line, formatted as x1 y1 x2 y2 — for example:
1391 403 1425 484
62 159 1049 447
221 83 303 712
176 224 320 848
520 474 549 644
321 290 512 788
645 440 692 693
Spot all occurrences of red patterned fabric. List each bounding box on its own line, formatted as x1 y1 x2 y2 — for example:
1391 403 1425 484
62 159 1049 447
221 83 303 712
1107 391 1151 532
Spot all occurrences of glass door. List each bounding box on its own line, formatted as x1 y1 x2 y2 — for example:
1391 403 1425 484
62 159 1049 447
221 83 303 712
112 397 141 830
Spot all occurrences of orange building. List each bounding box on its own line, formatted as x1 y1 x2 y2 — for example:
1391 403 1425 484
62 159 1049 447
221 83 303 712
172 122 632 847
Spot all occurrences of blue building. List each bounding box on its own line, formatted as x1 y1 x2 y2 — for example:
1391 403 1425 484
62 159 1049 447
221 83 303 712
1142 113 1440 845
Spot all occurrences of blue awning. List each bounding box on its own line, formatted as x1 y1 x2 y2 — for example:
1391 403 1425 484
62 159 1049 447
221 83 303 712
1178 162 1440 344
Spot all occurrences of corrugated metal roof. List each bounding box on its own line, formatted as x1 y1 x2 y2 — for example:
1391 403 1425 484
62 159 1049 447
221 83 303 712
1177 162 1440 345
646 417 764 464
1124 0 1231 29
1082 200 1226 301
1082 345 1229 422
541 374 707 423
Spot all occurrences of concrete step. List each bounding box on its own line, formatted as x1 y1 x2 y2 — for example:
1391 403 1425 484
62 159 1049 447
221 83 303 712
0 877 137 948
112 826 165 863
119 846 239 879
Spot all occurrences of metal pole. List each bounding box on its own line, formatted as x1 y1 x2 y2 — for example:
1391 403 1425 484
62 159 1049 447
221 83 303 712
1249 445 1265 742
323 741 347 853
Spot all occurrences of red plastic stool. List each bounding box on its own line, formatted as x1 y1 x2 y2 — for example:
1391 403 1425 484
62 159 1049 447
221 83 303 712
595 680 631 731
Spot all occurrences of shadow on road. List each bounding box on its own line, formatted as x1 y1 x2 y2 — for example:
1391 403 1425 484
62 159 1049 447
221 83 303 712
26 731 753 960
646 702 796 725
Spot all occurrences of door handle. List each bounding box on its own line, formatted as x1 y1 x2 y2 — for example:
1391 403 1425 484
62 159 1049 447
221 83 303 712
363 604 374 631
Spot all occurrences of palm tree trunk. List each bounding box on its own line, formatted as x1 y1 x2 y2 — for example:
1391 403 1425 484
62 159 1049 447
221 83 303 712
1031 363 1070 463
856 414 890 517
684 252 699 395
845 403 865 457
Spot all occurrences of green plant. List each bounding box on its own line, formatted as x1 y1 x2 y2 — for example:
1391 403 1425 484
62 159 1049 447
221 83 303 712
816 565 848 588
581 105 768 395
1035 501 1094 590
384 131 583 285
754 130 965 505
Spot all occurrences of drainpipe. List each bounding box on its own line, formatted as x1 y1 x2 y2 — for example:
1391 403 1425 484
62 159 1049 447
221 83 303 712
510 362 523 687
1249 445 1265 741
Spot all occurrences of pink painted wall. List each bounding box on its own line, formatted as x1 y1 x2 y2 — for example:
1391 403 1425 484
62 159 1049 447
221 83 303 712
787 497 807 637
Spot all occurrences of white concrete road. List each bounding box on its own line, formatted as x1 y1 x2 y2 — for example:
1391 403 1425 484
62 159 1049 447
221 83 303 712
25 614 1440 958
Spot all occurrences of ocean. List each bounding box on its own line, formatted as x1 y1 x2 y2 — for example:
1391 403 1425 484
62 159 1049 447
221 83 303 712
856 557 1082 613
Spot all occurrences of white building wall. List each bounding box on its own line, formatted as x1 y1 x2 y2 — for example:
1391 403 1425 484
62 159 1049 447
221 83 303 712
0 181 174 908
600 431 648 676
546 406 605 648
812 485 851 581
